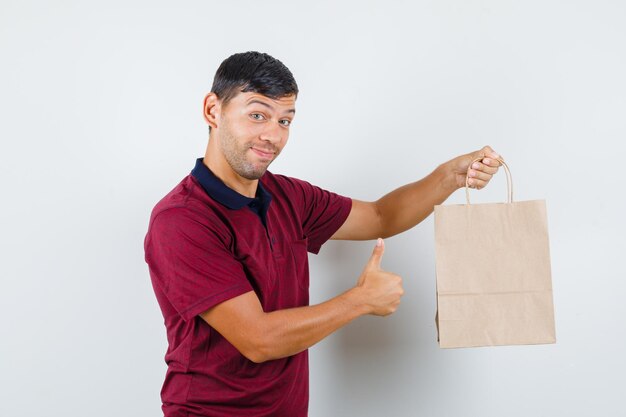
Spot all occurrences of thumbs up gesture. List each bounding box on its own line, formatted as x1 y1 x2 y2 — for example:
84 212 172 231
356 238 404 316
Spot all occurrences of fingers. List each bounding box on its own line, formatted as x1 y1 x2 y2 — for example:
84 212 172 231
468 165 495 180
371 271 404 316
358 239 404 316
467 146 502 189
467 165 496 188
480 145 501 160
474 159 500 173
467 178 489 189
366 238 385 270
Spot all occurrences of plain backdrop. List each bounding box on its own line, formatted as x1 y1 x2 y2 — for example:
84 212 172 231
1 1 625 416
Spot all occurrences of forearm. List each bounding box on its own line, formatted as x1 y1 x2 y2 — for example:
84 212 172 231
332 147 499 241
375 162 458 238
253 287 369 362
203 242 403 363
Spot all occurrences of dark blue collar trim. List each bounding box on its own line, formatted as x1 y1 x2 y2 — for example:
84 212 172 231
190 158 272 212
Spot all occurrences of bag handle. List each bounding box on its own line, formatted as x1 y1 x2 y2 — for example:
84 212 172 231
465 157 513 204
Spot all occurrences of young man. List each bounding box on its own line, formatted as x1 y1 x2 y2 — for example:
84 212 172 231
144 51 501 416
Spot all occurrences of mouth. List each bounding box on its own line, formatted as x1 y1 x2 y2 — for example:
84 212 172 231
250 147 276 160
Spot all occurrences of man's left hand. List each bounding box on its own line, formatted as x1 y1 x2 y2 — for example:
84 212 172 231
448 145 502 190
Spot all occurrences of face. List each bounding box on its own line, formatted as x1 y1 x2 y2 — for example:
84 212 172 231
216 92 296 180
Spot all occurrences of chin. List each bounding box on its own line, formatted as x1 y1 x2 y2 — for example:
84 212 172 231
239 167 268 180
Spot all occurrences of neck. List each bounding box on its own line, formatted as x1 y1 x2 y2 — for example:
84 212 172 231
204 146 258 199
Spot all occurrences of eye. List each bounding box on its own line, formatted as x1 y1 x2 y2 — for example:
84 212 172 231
250 113 265 121
279 119 291 127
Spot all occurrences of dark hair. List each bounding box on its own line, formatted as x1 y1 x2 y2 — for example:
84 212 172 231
211 51 298 108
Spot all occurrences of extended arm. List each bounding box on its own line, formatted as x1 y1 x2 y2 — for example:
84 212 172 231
201 239 402 363
331 146 501 240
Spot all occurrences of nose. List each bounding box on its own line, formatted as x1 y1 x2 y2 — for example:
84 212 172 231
259 121 286 145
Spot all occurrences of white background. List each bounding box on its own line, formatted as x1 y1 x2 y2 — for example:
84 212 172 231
1 1 625 416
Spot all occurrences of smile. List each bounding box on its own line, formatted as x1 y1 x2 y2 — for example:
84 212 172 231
250 147 275 159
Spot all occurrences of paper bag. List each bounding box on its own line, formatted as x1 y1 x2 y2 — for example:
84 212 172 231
434 159 556 348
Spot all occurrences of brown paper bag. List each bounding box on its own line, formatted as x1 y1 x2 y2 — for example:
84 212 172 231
434 158 556 348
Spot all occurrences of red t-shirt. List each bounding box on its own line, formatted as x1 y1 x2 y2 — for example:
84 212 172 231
144 159 352 416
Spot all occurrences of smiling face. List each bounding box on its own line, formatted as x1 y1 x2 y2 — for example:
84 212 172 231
211 91 296 181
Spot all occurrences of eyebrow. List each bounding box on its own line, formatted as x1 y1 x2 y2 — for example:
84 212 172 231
246 99 296 115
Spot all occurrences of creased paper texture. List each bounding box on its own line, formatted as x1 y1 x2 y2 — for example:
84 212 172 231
434 200 556 348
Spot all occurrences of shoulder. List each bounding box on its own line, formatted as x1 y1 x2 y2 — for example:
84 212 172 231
147 175 231 242
151 175 213 216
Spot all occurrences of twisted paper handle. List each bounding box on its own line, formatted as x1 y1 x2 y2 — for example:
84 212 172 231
465 157 513 205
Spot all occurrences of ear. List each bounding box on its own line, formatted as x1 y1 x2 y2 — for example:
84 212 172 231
203 93 220 129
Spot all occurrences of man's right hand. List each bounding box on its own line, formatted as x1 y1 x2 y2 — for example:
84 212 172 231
200 237 404 363
355 238 404 316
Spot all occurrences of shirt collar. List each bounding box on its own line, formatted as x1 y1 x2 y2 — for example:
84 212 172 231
190 158 272 211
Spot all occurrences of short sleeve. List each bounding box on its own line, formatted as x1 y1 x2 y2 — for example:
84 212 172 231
144 208 253 321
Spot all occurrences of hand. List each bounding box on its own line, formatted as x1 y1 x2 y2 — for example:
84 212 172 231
355 238 404 316
449 145 502 190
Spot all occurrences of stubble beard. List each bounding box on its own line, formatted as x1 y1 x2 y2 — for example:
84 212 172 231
219 123 276 180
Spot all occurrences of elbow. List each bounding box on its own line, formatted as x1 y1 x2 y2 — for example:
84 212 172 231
240 342 269 363
244 350 270 364
239 333 275 364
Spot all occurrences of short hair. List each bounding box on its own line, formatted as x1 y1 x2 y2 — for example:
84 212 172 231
211 51 299 109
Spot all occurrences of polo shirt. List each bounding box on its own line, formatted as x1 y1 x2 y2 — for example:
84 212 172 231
144 158 352 417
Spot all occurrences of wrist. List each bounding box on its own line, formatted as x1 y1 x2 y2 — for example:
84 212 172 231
342 286 372 316
435 160 460 194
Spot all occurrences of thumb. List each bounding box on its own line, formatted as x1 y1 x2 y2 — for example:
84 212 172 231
470 148 487 162
476 145 500 160
367 238 385 269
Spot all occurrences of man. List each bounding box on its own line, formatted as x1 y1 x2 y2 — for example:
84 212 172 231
144 51 501 416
